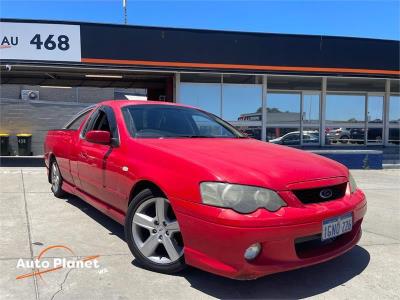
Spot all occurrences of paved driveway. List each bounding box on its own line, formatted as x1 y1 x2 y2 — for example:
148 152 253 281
0 168 399 299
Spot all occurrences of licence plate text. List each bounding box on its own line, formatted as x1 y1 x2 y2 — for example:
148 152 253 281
322 213 353 241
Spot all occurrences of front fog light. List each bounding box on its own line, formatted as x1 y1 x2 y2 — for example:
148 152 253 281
244 243 261 260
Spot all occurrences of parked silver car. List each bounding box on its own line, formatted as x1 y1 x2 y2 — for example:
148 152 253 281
269 131 319 145
326 128 351 143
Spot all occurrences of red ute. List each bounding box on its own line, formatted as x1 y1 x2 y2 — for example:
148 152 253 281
44 100 366 280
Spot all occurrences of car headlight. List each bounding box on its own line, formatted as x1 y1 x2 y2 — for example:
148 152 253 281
200 182 286 214
349 173 358 194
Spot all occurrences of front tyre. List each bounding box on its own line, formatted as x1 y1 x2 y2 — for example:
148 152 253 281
125 188 186 274
50 159 66 198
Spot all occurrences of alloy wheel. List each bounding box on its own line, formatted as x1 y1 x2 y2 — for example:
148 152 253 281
131 197 183 264
51 163 61 192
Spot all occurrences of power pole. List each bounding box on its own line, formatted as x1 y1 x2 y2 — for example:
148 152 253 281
123 0 127 24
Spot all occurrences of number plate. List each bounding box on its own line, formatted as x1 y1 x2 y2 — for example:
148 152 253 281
322 212 352 241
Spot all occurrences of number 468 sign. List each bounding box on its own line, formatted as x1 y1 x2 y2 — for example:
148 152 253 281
30 34 70 51
0 22 81 62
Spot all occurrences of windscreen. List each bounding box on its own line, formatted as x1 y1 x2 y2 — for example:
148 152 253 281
122 105 244 138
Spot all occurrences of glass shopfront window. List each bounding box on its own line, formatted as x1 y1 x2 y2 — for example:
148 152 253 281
367 128 383 144
368 96 384 124
222 83 262 140
303 94 320 125
325 127 365 145
267 93 301 124
222 84 262 121
389 95 400 124
303 127 320 145
325 94 366 145
180 83 221 116
389 128 400 145
179 75 397 147
266 93 301 145
388 95 400 145
179 74 263 140
366 95 384 145
326 94 365 124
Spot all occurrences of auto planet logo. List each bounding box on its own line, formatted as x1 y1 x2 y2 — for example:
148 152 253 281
16 245 100 281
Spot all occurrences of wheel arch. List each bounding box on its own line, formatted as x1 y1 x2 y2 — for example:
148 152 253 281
128 180 167 207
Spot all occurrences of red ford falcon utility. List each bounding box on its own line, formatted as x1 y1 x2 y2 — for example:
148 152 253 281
44 100 366 280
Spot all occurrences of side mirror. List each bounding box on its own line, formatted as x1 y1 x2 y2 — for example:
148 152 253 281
86 130 111 145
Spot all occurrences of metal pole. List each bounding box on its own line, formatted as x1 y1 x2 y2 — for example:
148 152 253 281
383 79 391 146
320 77 327 146
174 72 180 103
300 91 304 146
123 0 127 24
261 75 267 141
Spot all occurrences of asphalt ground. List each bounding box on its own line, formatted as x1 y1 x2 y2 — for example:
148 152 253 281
0 168 399 300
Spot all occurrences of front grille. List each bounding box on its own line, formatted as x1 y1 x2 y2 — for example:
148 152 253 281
293 182 347 204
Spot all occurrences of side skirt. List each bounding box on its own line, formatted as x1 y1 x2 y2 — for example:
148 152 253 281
62 181 126 225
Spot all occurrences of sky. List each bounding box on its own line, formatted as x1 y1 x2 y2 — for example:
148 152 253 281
0 0 399 40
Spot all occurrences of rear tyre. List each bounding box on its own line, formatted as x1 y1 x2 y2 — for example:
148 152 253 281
50 159 66 198
125 188 186 274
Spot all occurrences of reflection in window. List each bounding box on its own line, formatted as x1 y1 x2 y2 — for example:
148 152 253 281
326 95 365 124
367 128 383 144
236 125 261 140
389 95 400 124
303 128 320 145
267 93 301 124
192 115 232 137
180 83 221 116
368 96 383 123
325 127 365 145
388 128 400 144
222 84 262 121
303 94 320 124
267 128 300 145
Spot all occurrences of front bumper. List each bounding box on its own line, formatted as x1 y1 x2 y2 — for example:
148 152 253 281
173 190 366 280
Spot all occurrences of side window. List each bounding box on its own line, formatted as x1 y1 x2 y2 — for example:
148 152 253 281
92 111 111 132
285 134 297 141
81 106 119 144
80 108 101 138
64 110 92 130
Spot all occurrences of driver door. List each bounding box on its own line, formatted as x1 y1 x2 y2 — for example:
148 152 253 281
77 107 114 202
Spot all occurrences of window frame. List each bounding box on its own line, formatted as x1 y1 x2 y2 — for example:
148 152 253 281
63 105 95 130
80 105 120 146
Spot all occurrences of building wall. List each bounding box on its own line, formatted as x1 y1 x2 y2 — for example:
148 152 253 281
0 84 149 155
0 99 90 155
